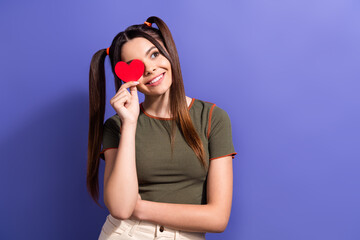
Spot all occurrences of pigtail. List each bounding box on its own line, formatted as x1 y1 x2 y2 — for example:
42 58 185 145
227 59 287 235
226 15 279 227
146 16 208 170
87 49 108 207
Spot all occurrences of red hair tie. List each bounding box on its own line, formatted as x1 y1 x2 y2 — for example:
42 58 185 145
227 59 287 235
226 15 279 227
144 21 152 27
106 47 110 55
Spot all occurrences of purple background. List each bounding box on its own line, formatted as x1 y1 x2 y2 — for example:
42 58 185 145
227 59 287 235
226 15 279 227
1 0 360 239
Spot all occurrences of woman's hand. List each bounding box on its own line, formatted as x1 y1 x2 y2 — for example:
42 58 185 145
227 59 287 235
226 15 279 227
110 81 140 125
130 194 143 220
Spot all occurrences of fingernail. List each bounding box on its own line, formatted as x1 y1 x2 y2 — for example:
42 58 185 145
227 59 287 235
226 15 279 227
134 81 139 84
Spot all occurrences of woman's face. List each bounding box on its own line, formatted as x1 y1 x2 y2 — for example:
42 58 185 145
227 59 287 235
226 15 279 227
120 37 172 97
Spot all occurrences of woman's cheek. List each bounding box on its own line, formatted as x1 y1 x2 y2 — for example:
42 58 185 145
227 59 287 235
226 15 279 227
159 56 171 67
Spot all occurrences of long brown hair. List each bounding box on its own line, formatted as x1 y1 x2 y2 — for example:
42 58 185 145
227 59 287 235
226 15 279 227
87 16 207 206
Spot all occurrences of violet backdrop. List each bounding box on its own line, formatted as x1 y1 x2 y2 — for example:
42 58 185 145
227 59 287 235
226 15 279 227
1 0 359 239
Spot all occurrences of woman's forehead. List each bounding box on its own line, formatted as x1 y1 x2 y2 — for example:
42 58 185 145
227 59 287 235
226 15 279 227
121 37 155 60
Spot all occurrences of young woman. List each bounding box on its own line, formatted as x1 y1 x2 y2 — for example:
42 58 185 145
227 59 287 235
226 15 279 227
87 16 236 240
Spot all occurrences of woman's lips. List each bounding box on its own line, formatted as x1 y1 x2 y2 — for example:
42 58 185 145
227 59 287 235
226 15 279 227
146 73 165 86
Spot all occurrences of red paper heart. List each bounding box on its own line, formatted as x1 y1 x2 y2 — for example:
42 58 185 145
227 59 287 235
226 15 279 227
114 59 145 82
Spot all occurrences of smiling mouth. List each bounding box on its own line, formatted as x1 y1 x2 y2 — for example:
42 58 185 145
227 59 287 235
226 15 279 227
145 73 165 85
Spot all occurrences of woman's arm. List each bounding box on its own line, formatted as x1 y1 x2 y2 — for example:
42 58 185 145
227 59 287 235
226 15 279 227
103 123 138 219
132 156 233 233
104 81 140 220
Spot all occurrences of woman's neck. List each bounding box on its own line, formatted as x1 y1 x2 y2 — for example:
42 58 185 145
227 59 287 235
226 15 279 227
142 95 192 118
142 94 171 118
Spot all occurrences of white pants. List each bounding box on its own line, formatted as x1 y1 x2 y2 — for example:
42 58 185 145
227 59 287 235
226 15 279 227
98 214 206 240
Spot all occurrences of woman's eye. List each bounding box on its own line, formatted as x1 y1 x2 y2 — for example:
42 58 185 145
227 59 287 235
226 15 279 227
150 51 160 59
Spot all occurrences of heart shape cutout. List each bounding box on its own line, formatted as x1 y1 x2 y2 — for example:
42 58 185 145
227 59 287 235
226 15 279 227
114 59 145 82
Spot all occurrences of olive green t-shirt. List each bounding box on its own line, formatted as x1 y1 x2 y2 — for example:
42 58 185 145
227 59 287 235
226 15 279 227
100 98 236 205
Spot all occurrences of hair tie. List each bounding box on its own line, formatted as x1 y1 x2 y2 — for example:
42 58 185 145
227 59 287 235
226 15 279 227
144 21 152 27
106 47 110 55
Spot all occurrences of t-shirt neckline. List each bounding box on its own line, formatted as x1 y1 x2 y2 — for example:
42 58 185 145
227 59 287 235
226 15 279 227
140 98 195 120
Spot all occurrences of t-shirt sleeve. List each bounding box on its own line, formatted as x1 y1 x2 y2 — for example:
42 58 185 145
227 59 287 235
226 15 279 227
208 105 237 160
99 117 121 160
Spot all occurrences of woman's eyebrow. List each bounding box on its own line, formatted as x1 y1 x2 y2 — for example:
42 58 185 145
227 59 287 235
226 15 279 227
145 46 157 56
126 46 157 64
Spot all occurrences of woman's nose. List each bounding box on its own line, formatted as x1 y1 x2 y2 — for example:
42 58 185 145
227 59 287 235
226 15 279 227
144 62 156 75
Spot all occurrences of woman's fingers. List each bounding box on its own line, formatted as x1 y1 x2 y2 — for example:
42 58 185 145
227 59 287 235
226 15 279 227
111 94 130 107
111 89 131 103
113 88 127 98
119 81 140 91
129 85 138 99
110 81 140 123
112 81 139 99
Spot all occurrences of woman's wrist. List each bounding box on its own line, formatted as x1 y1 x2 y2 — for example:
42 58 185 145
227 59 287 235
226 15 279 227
121 121 137 133
138 199 146 221
131 198 147 221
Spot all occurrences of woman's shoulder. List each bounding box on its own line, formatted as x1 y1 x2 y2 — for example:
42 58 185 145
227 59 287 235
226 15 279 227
192 98 231 122
103 114 121 130
192 98 228 113
191 98 216 110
